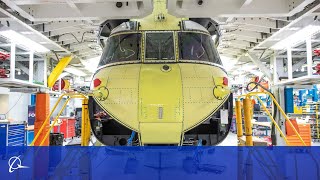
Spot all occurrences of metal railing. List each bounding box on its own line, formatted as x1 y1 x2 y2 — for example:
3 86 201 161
235 91 306 146
30 93 91 146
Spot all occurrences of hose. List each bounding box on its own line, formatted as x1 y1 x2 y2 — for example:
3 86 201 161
127 131 136 146
246 81 277 145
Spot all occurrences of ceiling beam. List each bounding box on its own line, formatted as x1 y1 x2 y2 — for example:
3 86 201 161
32 20 88 32
245 53 273 80
1 0 35 21
169 0 313 17
15 1 152 21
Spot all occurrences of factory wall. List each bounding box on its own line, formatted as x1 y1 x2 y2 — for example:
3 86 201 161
8 92 30 122
0 88 30 122
0 94 9 114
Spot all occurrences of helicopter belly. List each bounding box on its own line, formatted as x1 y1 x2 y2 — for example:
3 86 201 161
92 63 230 145
139 64 183 144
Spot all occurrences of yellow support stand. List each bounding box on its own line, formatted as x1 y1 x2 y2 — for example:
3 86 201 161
246 92 306 146
243 98 253 146
235 100 243 142
47 55 73 88
81 99 91 146
31 93 89 146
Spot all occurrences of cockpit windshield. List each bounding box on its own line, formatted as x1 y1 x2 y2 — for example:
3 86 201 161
178 32 222 65
98 33 141 67
145 32 175 61
98 31 222 67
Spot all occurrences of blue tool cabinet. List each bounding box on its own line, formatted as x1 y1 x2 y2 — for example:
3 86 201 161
0 123 25 147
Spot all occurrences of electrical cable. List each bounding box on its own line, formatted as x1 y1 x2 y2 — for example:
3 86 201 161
5 93 23 115
80 31 91 43
60 33 81 43
60 31 92 44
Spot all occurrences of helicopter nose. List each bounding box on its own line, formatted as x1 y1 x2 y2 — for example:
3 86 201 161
139 63 183 123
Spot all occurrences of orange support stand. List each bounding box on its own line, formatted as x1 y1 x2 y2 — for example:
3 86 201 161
34 93 50 146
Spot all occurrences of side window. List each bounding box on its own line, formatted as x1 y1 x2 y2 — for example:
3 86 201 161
98 33 141 67
178 32 222 65
145 32 175 61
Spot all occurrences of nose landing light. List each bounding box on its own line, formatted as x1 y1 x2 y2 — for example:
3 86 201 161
213 77 229 100
213 86 229 100
93 86 109 101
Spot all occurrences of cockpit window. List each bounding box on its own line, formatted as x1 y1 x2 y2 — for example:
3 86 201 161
178 32 222 65
98 33 141 67
145 32 175 61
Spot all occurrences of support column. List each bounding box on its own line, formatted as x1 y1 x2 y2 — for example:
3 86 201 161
243 98 253 146
287 47 293 80
235 99 243 141
274 87 287 146
44 57 47 87
306 37 313 77
271 54 278 84
29 51 34 83
10 43 15 79
34 93 50 146
81 98 90 146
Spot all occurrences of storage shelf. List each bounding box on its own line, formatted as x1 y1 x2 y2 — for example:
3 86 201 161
276 75 320 86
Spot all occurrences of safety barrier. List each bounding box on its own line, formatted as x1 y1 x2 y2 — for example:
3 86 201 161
235 92 306 146
30 93 91 146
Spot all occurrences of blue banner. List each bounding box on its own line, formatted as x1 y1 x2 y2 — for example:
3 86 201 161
0 146 319 179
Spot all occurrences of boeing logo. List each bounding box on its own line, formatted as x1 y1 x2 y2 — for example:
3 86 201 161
8 156 29 173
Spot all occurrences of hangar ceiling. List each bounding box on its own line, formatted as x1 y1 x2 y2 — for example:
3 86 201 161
0 0 319 78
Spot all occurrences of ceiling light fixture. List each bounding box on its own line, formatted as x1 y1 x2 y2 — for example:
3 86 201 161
271 25 320 50
0 30 49 53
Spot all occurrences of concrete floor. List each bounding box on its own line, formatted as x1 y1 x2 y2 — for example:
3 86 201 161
218 132 238 146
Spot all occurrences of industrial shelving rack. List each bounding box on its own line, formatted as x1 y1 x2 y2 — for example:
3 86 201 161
306 103 320 142
288 102 320 142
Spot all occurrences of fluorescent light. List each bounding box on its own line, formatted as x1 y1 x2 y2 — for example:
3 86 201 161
64 67 87 77
0 30 49 53
39 41 50 44
20 31 34 35
287 27 301 31
271 25 320 50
